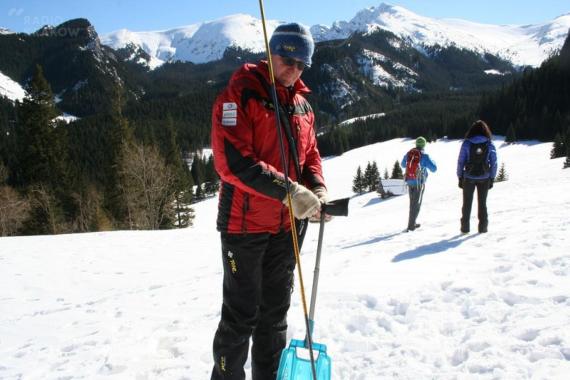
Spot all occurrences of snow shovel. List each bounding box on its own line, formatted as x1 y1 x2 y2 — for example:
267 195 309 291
277 198 350 380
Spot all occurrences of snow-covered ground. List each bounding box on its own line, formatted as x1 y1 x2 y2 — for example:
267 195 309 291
1 137 569 379
0 70 26 102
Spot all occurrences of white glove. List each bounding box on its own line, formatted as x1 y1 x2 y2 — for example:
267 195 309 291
312 186 329 204
284 182 321 219
309 186 333 223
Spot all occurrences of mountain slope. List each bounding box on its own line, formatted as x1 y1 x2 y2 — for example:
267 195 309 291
1 137 569 379
0 18 145 117
478 29 570 141
0 70 26 101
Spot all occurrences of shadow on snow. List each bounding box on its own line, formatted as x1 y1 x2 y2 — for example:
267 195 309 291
392 233 478 262
343 232 402 249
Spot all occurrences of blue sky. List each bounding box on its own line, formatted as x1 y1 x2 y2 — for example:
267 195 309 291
1 0 569 34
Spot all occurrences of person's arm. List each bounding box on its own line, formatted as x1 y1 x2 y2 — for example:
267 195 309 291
301 111 326 191
489 142 498 179
423 154 437 172
456 141 468 178
401 154 407 168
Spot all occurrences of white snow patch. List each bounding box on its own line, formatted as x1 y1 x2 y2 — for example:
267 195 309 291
0 70 26 101
484 69 510 76
339 112 386 126
53 113 79 124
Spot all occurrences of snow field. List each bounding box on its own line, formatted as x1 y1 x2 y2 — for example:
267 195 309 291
1 137 569 379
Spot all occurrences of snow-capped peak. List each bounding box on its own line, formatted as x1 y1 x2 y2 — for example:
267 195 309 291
101 14 282 68
313 2 570 67
0 27 14 35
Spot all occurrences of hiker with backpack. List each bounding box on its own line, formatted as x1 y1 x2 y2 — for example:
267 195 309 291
401 136 437 232
210 23 329 379
457 120 498 233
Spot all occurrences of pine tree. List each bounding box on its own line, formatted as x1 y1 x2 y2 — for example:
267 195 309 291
391 160 403 179
104 85 135 227
195 181 204 200
163 114 194 227
550 133 565 159
203 154 219 196
505 124 517 144
496 163 509 181
15 64 66 188
352 166 365 194
363 161 380 192
383 168 389 180
563 154 570 169
15 65 70 234
191 153 205 185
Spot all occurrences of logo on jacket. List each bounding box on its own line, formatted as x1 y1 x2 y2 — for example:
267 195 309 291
222 102 237 127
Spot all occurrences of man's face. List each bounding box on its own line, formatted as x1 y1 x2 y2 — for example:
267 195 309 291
272 55 307 87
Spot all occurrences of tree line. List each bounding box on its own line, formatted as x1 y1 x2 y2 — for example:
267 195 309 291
0 65 219 236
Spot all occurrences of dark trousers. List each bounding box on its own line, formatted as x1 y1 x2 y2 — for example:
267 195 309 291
461 179 490 232
407 185 424 230
211 230 297 380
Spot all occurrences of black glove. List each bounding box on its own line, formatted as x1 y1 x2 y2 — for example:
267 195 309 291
458 177 463 189
489 178 494 189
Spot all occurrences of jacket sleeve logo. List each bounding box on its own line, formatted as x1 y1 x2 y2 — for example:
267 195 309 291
221 102 238 126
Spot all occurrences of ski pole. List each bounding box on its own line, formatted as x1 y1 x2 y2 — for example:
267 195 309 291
304 198 349 346
257 1 317 378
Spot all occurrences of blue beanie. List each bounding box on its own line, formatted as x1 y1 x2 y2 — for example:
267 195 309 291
269 23 315 67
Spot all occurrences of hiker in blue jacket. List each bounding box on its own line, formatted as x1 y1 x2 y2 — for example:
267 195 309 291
401 136 437 231
457 120 498 233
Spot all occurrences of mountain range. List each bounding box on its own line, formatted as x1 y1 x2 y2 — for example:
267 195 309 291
100 3 570 68
1 2 569 150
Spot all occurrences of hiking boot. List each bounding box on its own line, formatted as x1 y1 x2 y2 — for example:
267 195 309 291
478 222 488 233
406 223 420 232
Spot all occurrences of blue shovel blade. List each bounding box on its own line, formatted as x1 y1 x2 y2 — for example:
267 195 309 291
276 339 331 380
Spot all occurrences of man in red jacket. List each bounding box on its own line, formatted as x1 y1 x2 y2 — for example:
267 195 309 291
210 23 328 379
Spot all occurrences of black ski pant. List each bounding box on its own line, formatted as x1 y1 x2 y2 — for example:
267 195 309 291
211 230 297 380
461 178 490 232
407 185 424 230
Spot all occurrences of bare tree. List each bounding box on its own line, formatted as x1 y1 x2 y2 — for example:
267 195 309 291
30 184 65 234
0 186 31 236
119 142 176 230
72 186 104 232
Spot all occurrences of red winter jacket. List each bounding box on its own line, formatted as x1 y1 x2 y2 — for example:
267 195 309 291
211 61 325 234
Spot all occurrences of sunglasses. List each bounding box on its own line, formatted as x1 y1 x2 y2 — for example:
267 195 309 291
280 56 308 71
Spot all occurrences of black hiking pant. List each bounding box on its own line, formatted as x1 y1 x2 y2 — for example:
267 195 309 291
461 178 490 233
211 230 297 380
407 184 424 230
